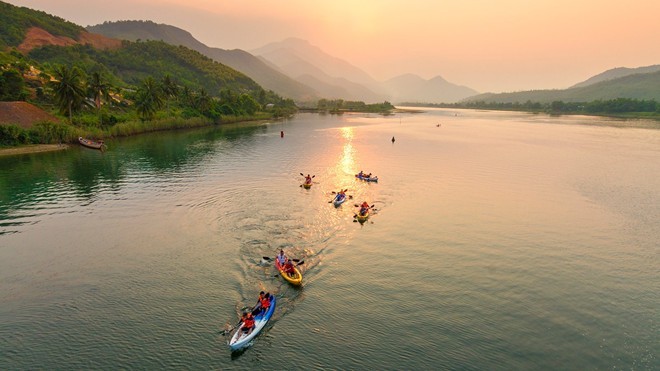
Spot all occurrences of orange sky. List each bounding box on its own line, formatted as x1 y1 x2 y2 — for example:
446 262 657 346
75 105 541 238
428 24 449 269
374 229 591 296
8 0 660 92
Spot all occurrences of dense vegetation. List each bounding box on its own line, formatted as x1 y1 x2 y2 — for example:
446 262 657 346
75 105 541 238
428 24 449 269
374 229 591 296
29 40 261 93
315 99 395 113
0 1 83 48
0 44 296 146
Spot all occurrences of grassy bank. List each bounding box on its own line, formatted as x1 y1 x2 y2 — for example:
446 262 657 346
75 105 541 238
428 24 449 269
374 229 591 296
0 112 278 156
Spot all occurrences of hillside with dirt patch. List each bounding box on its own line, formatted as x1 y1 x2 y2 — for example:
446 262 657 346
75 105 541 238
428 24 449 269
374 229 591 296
17 27 121 53
0 101 60 129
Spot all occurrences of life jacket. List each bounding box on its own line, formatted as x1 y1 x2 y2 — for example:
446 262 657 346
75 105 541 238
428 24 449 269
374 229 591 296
277 254 287 265
284 263 295 273
260 296 270 309
243 316 255 328
360 207 368 216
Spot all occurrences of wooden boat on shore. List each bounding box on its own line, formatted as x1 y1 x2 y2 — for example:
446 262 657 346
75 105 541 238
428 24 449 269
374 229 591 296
78 137 105 150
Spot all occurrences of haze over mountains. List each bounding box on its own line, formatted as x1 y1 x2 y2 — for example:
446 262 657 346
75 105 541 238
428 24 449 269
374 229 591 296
87 21 480 104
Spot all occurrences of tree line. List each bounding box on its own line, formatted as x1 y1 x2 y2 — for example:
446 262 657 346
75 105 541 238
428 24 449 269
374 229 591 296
406 98 660 115
316 99 394 113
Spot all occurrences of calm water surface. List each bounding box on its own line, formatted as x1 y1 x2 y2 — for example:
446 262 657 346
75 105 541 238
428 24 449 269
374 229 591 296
1 109 658 369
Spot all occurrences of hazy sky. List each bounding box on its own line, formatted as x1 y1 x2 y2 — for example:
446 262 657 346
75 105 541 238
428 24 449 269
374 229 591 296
7 0 660 92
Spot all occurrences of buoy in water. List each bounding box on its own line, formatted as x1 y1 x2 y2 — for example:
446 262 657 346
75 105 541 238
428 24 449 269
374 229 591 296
391 136 395 143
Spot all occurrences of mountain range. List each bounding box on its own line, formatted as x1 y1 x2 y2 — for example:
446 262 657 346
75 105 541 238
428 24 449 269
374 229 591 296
3 1 659 106
87 21 319 102
87 21 479 104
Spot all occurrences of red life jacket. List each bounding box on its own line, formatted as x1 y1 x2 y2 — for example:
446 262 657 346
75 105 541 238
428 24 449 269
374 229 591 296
260 296 270 309
243 316 255 328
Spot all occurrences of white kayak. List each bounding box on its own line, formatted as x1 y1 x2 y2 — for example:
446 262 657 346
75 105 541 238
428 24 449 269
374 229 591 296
228 294 276 351
333 193 347 207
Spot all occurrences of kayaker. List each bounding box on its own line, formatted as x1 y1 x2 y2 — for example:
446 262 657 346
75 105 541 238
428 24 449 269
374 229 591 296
276 249 288 265
304 174 312 184
252 291 266 315
258 293 271 314
241 312 255 334
358 170 364 177
359 201 370 216
283 260 296 277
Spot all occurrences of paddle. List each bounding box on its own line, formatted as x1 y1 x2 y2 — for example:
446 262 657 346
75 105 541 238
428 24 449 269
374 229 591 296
220 320 241 335
221 303 251 335
262 256 300 263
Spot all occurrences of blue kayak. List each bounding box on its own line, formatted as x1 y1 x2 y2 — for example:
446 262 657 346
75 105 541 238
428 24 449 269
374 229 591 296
355 174 378 182
228 294 276 351
333 193 347 207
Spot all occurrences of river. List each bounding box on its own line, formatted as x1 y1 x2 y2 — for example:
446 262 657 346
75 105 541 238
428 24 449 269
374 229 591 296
1 109 658 369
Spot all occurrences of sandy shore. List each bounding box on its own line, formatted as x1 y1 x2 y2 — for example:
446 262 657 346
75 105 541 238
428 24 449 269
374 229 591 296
0 144 70 156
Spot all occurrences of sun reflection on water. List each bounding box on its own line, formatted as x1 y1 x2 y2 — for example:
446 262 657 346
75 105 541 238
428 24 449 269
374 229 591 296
339 127 355 175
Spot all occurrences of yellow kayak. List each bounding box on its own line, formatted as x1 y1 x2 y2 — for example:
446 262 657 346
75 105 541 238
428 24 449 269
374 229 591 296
275 260 303 286
356 210 369 223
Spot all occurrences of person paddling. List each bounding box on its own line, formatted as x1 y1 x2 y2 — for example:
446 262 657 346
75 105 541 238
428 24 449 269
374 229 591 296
359 201 370 216
283 260 296 277
241 312 255 334
252 291 271 315
304 174 312 184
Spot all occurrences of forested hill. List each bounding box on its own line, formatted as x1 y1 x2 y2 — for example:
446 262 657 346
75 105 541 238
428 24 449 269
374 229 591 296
1 1 264 96
571 65 660 88
88 20 319 101
0 1 83 47
27 40 262 94
463 70 660 104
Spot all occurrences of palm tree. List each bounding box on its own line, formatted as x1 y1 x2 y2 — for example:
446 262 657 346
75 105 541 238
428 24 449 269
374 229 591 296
87 71 112 125
195 88 211 113
50 65 86 123
161 74 179 111
88 72 112 110
135 77 164 121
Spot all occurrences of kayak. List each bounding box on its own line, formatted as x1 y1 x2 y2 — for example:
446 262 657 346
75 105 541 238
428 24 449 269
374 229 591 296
275 259 303 286
355 174 378 182
333 193 346 207
302 182 312 189
228 293 276 351
356 210 369 223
